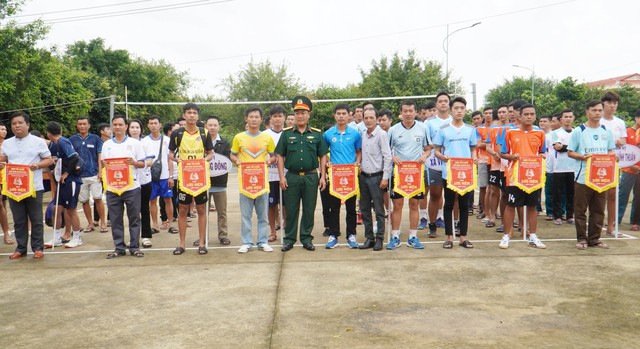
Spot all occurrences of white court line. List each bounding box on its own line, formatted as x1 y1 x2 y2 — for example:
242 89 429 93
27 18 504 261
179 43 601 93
1 234 637 256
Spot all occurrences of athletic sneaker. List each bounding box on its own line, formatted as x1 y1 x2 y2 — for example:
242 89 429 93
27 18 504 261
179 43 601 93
528 236 547 249
325 236 339 249
44 238 62 249
64 237 83 248
386 236 401 250
237 244 252 253
407 236 425 249
418 217 428 230
499 235 510 249
436 217 445 228
258 244 273 252
347 235 358 249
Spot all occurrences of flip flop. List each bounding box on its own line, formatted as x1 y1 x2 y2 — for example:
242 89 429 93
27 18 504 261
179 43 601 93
100 227 109 233
173 247 185 255
268 235 277 243
83 226 95 233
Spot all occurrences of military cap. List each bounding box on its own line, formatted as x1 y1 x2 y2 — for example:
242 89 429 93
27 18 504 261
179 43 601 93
292 96 312 112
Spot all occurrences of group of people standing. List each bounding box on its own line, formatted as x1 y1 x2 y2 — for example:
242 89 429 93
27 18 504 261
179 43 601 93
4 91 636 259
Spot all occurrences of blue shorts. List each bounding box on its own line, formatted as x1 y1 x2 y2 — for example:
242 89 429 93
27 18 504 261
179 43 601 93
268 181 281 207
150 179 173 200
55 181 81 209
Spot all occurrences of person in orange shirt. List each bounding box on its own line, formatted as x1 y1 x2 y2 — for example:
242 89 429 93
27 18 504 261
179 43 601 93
499 103 547 249
484 105 508 229
618 110 640 230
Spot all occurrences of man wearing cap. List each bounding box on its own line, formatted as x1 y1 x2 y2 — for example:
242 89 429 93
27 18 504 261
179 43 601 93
276 96 328 252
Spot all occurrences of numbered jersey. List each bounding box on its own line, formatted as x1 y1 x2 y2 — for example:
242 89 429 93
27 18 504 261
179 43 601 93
425 116 451 170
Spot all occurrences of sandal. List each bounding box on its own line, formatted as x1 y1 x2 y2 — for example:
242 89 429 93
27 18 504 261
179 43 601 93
168 227 178 234
496 225 504 233
83 226 95 233
459 240 474 249
485 221 496 228
631 224 640 231
268 235 277 243
131 250 145 258
106 250 126 259
443 240 453 249
576 241 588 250
476 213 485 219
173 247 185 255
193 239 200 247
4 231 14 245
590 241 609 249
99 226 109 233
160 222 170 230
198 246 208 255
219 237 230 245
151 228 160 234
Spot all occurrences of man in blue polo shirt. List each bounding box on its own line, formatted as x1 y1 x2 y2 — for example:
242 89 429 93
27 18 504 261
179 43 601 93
323 104 362 249
433 96 477 249
69 117 106 233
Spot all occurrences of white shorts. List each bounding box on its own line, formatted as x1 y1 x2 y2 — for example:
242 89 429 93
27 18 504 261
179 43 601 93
79 176 104 203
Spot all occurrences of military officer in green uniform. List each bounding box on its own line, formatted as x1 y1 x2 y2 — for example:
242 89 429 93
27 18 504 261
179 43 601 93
276 96 328 251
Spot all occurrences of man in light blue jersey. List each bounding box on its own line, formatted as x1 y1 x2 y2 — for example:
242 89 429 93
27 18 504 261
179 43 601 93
425 92 452 237
568 100 616 250
387 100 431 249
434 97 477 249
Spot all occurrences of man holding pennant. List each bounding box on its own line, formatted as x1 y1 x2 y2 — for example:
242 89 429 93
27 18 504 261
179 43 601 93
230 107 276 253
168 103 214 255
1 112 53 259
499 103 547 249
387 100 431 250
433 97 477 249
568 100 616 249
101 115 147 259
323 104 362 249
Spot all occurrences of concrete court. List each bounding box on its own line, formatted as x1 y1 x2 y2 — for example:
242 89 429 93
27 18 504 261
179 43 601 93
1 171 640 348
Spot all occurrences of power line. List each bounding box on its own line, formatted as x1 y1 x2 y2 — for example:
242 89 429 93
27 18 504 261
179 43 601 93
176 0 577 65
113 95 439 106
10 0 157 18
16 0 234 25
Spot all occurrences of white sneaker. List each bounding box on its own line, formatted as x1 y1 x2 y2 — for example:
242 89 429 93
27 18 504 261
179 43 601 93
259 244 273 252
237 244 252 253
529 236 547 249
64 237 83 248
44 238 62 248
499 235 510 249
141 238 152 248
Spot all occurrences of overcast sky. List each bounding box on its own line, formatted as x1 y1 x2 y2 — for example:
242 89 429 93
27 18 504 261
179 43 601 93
15 0 640 109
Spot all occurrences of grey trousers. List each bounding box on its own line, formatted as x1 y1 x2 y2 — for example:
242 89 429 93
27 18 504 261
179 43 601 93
8 191 44 254
359 174 386 239
107 188 141 252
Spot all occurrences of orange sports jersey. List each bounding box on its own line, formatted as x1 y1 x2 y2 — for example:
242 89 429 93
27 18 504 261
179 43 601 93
487 126 502 171
502 127 546 186
476 126 490 164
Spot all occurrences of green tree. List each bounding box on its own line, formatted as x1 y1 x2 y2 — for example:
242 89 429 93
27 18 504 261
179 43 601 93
220 59 304 133
359 50 453 113
64 38 189 126
0 2 93 132
310 83 363 129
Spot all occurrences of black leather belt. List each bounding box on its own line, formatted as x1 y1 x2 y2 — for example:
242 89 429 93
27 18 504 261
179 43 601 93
360 171 383 178
289 170 317 176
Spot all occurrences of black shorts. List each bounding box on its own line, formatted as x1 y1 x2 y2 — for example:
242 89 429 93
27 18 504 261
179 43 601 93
177 180 208 206
268 181 280 207
56 181 81 209
499 171 507 192
488 170 502 187
389 176 425 200
505 186 540 207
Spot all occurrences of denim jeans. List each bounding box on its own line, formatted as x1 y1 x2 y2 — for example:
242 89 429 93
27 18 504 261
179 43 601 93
239 193 269 246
